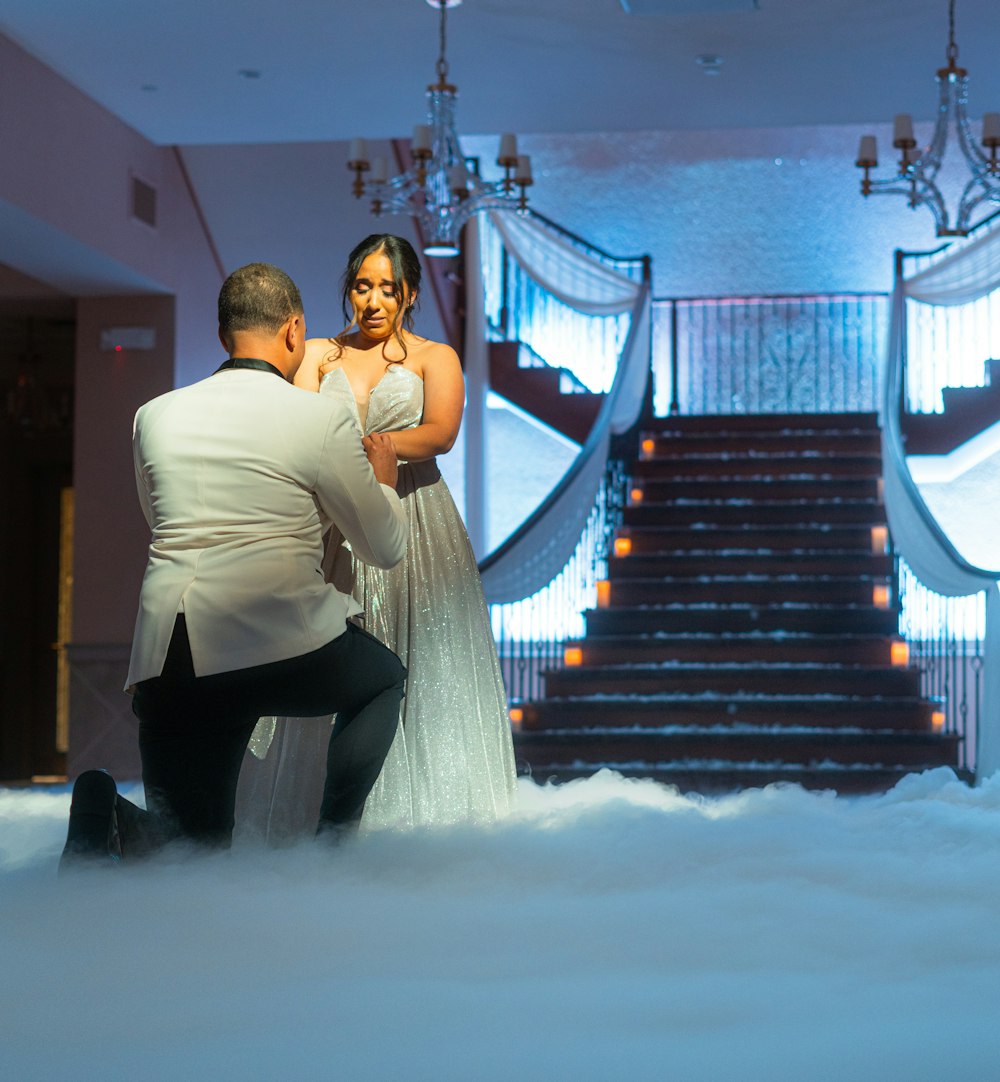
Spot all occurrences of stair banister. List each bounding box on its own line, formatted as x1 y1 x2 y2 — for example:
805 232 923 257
884 233 1000 779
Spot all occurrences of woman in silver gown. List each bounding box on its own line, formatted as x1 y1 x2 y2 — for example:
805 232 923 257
238 235 517 835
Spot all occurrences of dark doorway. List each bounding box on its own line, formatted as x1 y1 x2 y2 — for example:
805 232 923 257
0 286 75 782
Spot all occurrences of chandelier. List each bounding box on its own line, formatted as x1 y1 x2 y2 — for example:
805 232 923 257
346 0 533 258
854 0 1000 237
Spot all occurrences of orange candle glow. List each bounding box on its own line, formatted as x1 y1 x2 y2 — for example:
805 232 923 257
596 580 611 608
614 536 632 557
630 487 644 504
931 710 946 732
509 707 524 727
872 584 890 609
564 646 583 667
641 437 655 459
890 640 910 667
871 526 888 555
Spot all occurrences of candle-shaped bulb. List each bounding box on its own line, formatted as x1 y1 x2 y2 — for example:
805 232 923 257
515 154 533 184
370 156 387 184
411 124 432 153
983 112 1000 146
893 114 915 147
498 132 518 164
856 135 878 167
348 138 369 165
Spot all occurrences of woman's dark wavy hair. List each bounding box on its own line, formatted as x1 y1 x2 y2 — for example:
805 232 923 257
340 233 422 361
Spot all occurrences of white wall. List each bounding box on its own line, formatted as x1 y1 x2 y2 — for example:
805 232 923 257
465 123 964 298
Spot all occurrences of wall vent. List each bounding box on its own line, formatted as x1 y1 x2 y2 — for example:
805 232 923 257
130 174 157 228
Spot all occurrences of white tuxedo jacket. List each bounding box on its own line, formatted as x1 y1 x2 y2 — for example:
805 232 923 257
126 368 407 690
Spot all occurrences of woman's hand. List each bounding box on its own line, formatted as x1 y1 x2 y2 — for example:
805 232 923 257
363 432 398 489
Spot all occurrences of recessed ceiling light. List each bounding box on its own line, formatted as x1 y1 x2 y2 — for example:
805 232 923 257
238 69 262 80
695 54 723 75
141 84 158 92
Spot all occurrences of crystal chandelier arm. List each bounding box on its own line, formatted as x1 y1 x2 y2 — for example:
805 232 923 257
864 175 951 234
955 176 1000 235
910 74 954 180
955 91 996 177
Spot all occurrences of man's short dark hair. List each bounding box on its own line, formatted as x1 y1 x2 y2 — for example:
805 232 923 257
218 262 303 342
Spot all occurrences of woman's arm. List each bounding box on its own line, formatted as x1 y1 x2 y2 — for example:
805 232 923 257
387 343 465 461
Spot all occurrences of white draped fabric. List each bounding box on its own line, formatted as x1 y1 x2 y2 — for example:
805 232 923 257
472 211 651 604
481 213 639 392
882 222 1000 778
489 212 643 315
905 222 1000 306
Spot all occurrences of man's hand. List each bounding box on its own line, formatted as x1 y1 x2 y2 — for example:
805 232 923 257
363 432 398 489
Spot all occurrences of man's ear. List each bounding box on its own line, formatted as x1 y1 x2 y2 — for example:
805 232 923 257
285 313 305 353
218 326 231 353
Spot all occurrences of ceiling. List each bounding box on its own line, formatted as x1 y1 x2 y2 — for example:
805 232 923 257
3 0 1000 146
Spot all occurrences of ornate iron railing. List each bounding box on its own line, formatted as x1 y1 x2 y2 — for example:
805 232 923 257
490 461 628 704
896 558 983 772
652 293 888 416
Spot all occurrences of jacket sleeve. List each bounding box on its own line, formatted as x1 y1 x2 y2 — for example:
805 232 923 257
313 401 407 569
132 407 154 530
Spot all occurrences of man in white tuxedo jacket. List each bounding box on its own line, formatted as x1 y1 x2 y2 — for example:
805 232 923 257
62 263 407 864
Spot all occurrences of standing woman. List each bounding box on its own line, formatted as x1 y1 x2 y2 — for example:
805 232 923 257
238 235 517 834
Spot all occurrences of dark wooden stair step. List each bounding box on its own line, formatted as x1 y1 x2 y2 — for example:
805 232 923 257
562 633 907 667
632 456 882 480
586 604 900 636
608 552 894 578
634 477 882 501
544 663 920 697
602 577 890 606
616 525 880 552
517 694 939 731
639 432 881 456
645 412 880 434
515 728 959 768
489 341 601 443
623 500 886 527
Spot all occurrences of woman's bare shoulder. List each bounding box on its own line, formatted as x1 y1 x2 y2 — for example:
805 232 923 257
305 336 342 361
411 335 460 372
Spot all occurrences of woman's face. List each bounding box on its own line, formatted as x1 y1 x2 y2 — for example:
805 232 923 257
349 249 411 341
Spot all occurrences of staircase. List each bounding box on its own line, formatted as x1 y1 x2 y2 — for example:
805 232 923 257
513 412 965 795
902 358 1000 453
489 341 603 444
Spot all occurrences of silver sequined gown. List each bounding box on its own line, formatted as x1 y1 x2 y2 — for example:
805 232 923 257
237 365 517 836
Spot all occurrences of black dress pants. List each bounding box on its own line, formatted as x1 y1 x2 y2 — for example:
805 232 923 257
124 615 406 853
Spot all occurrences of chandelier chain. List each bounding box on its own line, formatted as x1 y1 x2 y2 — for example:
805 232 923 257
947 0 958 65
436 0 449 84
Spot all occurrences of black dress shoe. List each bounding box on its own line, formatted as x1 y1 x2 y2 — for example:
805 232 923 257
59 770 123 872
